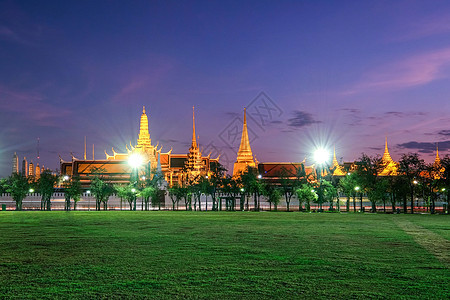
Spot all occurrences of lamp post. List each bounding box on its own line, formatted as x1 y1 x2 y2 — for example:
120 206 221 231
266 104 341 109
354 186 360 212
314 148 329 211
86 190 91 211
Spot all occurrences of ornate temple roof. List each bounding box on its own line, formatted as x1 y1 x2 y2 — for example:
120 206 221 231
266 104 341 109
332 147 346 176
233 108 256 176
379 137 398 176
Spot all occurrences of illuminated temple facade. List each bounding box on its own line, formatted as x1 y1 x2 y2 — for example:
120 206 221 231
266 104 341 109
60 107 219 187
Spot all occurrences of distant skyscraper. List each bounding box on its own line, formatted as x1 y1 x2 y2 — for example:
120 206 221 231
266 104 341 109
36 163 41 180
12 152 19 174
29 161 35 177
22 157 28 177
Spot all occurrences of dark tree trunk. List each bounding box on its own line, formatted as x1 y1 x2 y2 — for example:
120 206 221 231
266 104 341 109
403 195 407 213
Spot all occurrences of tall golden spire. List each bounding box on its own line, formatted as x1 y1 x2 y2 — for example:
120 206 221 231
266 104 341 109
237 108 252 156
332 146 345 176
435 143 441 165
332 146 339 168
233 108 256 176
382 137 393 163
191 106 197 149
137 106 151 148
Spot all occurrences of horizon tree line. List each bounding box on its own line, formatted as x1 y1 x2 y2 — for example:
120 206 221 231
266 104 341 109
1 152 449 214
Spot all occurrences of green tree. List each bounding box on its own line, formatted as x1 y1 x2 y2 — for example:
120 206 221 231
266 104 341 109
354 154 384 212
168 185 184 210
139 186 155 210
440 156 450 214
37 170 59 211
5 173 30 210
90 176 114 210
207 163 227 211
63 176 82 211
398 153 425 214
263 184 281 211
295 183 317 211
339 173 358 212
322 180 338 211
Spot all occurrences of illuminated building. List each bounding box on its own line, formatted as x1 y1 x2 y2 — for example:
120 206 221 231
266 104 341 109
36 163 41 180
332 147 346 176
12 153 18 174
60 106 220 187
379 137 398 176
29 161 34 177
183 107 208 181
21 157 28 177
232 108 256 176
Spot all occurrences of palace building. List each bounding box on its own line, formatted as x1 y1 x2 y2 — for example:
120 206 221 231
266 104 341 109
60 106 220 187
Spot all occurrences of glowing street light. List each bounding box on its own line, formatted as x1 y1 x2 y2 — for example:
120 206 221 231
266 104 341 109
257 174 262 179
413 180 418 185
29 188 34 193
63 175 69 181
354 186 360 191
128 153 144 169
314 148 329 165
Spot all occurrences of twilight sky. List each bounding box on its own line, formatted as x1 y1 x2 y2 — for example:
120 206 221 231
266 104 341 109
1 0 449 176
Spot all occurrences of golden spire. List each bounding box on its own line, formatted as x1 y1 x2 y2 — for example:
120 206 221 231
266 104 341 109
137 106 151 148
233 107 255 176
435 143 441 165
332 146 339 168
191 106 197 149
382 137 393 163
237 108 252 156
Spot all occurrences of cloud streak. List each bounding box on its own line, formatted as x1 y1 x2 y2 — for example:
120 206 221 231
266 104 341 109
287 111 321 129
397 140 450 154
344 48 450 94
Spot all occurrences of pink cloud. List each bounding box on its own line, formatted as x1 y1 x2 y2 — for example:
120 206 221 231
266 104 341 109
343 47 450 95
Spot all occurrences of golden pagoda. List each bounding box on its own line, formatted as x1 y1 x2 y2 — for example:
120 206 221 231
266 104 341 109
331 147 346 176
233 108 256 176
185 107 205 180
434 144 441 166
105 106 160 170
379 137 398 176
60 106 220 188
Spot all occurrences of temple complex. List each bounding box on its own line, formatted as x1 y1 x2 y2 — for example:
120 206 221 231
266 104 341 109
60 106 219 187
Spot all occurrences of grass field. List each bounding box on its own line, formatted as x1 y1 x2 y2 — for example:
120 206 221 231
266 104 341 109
0 212 448 299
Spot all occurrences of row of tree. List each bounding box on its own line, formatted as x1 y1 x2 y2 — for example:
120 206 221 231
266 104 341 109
1 153 449 213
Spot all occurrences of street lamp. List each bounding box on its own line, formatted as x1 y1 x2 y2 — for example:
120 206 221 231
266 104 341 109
63 175 69 181
354 186 360 212
29 188 34 193
86 190 91 211
314 148 329 212
257 174 262 179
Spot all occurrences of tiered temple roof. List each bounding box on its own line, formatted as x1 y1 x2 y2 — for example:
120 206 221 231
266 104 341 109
233 108 256 176
379 137 398 176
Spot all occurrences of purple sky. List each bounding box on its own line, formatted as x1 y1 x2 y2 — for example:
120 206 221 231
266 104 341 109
1 0 449 176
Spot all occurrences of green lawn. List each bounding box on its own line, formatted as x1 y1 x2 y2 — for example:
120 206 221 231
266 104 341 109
0 212 448 299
